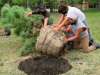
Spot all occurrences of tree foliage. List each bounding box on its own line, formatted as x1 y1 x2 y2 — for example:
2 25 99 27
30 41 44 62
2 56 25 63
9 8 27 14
0 0 99 56
0 0 99 10
1 4 43 56
88 0 98 4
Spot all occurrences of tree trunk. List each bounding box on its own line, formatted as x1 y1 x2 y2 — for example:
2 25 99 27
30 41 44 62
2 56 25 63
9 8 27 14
82 0 89 10
98 0 100 9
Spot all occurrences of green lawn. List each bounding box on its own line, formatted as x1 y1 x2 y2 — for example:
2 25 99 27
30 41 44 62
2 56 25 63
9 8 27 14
0 11 100 75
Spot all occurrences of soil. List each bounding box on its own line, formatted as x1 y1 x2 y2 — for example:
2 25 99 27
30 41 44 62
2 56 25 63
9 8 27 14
18 55 72 75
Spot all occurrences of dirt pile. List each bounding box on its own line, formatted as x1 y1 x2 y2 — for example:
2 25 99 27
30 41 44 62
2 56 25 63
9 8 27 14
18 55 72 75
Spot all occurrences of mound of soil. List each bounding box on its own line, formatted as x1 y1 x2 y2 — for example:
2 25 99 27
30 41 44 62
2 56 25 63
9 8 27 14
18 55 72 75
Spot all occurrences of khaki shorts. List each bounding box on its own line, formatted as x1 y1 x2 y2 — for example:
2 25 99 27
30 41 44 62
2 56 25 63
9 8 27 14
74 35 96 53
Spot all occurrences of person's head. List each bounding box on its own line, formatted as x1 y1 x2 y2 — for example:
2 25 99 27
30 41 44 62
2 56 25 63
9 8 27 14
58 1 68 15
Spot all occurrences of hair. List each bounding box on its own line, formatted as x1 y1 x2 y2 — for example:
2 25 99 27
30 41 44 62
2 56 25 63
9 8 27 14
58 1 68 14
32 4 47 15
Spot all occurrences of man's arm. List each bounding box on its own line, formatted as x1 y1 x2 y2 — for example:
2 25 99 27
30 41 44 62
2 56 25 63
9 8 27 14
57 14 65 25
53 14 64 27
44 17 48 27
54 17 72 31
65 28 85 42
54 16 77 31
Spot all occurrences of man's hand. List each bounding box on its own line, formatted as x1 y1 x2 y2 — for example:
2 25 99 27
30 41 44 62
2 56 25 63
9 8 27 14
52 24 62 31
51 24 58 27
66 25 72 32
43 25 48 28
64 36 68 43
53 27 60 32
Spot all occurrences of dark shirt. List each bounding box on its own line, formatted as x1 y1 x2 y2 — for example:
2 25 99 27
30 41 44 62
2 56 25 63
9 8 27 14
32 5 52 25
32 7 50 18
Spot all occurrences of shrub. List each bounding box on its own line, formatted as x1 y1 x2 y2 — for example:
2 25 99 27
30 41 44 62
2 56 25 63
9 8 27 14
1 4 43 56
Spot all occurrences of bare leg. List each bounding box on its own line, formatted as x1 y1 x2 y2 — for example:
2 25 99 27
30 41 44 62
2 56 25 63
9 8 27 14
80 36 96 53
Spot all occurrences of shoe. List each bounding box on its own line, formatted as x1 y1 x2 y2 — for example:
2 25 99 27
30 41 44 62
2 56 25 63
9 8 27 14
95 43 100 49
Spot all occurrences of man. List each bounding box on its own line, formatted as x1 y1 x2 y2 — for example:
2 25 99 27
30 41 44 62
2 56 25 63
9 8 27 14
53 1 97 53
26 5 53 27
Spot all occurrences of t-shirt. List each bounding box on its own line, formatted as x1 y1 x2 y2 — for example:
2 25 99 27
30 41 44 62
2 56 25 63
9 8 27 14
71 20 88 38
66 6 88 38
32 8 50 18
67 6 86 21
32 7 53 25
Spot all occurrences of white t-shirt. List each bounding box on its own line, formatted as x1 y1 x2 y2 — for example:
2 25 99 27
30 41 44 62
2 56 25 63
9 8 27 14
67 6 86 21
66 6 88 38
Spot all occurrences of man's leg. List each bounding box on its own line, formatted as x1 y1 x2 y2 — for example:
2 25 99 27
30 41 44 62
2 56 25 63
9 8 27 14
80 36 96 53
83 20 94 45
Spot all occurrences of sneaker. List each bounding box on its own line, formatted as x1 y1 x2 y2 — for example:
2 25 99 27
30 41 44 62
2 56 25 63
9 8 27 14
95 43 100 49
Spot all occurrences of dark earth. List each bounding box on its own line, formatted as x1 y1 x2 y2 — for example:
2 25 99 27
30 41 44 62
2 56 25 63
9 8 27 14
18 55 72 75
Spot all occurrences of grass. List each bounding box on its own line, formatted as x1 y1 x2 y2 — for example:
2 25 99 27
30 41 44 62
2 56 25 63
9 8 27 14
0 35 26 75
86 12 100 42
52 11 100 75
0 11 100 75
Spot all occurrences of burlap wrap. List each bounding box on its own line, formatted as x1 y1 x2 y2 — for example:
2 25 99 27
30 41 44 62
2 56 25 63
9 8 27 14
36 26 65 56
